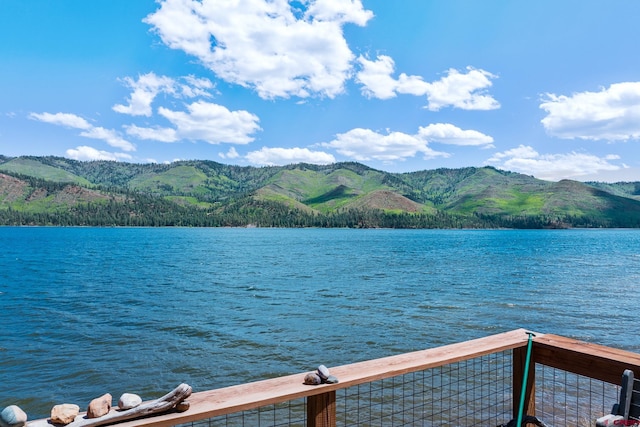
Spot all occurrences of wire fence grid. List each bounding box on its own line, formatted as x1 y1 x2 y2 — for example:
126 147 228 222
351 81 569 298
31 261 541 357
177 351 621 427
535 364 620 427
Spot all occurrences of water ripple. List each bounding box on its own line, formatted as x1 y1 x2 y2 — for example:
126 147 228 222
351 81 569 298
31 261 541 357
1 228 640 419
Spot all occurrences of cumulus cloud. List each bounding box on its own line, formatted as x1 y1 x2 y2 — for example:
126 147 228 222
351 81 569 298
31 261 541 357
79 127 136 151
113 73 176 117
113 72 214 117
160 101 261 144
540 82 640 141
418 123 494 147
320 123 491 162
29 112 136 151
321 128 449 162
356 56 499 110
66 146 133 161
28 112 91 129
179 75 215 98
356 55 403 99
144 0 373 99
305 0 373 25
486 144 622 181
426 67 500 111
129 101 261 145
219 147 240 159
356 55 431 99
124 124 178 143
245 146 336 166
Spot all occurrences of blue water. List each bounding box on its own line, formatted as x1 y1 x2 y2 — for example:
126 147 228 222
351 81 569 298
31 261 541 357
1 227 640 419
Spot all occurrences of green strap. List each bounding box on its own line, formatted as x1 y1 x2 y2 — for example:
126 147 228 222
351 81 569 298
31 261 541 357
516 332 536 427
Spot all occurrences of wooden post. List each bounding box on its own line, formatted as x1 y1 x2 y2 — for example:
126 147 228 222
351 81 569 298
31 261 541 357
512 346 536 419
307 391 336 427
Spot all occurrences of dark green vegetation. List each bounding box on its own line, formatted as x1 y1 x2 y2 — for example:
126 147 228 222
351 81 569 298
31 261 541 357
2 155 640 228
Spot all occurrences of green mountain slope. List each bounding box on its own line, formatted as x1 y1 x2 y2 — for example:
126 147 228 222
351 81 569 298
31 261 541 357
0 172 121 213
586 181 640 201
2 155 640 228
0 157 92 185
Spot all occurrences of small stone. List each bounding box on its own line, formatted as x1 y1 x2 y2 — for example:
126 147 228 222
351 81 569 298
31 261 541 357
87 393 112 418
175 401 190 413
317 365 330 381
118 393 142 410
50 404 80 425
303 372 322 385
0 405 27 427
325 375 339 384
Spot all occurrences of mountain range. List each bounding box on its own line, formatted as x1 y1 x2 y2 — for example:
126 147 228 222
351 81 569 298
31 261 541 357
2 155 640 228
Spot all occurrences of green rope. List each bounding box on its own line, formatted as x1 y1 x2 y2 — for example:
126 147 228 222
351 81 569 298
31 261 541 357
516 332 536 427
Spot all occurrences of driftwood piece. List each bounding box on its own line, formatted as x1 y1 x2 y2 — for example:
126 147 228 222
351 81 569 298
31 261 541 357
27 384 192 427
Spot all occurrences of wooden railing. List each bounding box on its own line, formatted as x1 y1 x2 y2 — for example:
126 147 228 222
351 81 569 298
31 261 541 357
27 328 640 427
521 332 640 420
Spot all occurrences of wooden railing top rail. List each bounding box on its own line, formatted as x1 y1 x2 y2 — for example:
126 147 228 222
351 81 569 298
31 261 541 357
533 333 640 385
109 328 534 427
29 329 640 427
30 329 640 427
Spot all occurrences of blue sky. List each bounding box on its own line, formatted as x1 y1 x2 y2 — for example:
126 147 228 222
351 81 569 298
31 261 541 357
2 0 640 182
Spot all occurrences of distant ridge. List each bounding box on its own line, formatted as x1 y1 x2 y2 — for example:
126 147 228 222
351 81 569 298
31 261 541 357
2 155 640 228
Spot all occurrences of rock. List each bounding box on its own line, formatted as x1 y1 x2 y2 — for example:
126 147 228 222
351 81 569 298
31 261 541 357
317 365 330 381
50 404 80 425
0 405 27 427
87 393 112 418
175 401 190 412
303 372 322 385
325 375 339 384
118 393 142 410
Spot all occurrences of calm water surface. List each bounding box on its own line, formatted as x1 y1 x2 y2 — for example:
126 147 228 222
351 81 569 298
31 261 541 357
1 227 639 418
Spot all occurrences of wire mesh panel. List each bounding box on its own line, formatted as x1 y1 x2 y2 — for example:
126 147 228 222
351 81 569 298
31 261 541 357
336 350 514 427
176 399 307 427
535 364 620 427
165 347 629 427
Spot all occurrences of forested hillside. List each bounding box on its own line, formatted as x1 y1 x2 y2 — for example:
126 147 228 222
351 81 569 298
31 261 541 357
2 155 640 228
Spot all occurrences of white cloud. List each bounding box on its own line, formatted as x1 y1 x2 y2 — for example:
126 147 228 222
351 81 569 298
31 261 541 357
144 0 373 99
219 147 240 159
418 123 494 148
246 146 335 166
179 75 215 98
79 127 136 151
540 82 640 141
65 146 133 161
321 127 449 162
29 112 136 152
426 67 500 111
158 101 261 144
305 0 373 25
355 55 402 99
486 144 622 181
125 101 260 145
28 112 91 129
113 73 176 117
113 73 214 118
124 124 178 143
356 57 499 110
320 123 490 162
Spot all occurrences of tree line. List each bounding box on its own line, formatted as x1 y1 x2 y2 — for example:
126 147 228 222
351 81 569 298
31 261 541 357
1 195 628 228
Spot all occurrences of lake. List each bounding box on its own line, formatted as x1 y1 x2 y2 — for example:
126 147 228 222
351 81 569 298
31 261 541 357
1 227 639 419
